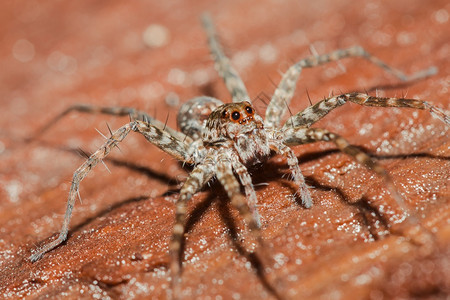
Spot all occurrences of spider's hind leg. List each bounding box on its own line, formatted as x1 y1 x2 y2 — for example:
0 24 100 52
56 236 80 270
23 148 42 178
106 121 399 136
201 13 250 103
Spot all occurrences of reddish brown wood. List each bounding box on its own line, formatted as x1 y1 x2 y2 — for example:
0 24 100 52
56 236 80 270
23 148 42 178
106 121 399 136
0 0 448 299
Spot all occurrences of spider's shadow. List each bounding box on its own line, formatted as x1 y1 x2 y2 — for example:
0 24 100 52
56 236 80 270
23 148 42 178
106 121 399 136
29 144 280 298
175 145 439 297
181 185 283 300
68 195 150 240
30 195 150 252
258 161 393 242
304 177 391 239
36 141 180 186
295 146 449 163
254 146 449 239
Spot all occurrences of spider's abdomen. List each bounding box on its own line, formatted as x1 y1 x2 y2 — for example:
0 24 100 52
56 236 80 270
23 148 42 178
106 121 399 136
177 96 224 140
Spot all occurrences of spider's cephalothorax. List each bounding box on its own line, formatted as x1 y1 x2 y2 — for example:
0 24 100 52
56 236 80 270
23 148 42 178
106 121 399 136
202 101 271 164
29 13 449 299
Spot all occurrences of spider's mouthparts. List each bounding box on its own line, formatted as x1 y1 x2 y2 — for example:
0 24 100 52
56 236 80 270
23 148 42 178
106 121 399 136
239 116 254 124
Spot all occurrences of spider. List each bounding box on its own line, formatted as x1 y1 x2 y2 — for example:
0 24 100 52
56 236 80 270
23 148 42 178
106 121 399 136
30 13 448 298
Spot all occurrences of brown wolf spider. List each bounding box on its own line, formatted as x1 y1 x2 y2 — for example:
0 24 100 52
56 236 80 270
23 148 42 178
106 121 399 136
30 13 448 297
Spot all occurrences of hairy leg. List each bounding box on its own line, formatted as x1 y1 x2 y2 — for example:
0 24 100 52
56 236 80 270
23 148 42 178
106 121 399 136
169 162 214 298
215 154 261 238
269 141 312 208
201 14 250 103
284 127 412 218
29 123 133 262
30 119 196 262
265 46 437 128
229 151 262 227
283 92 449 129
133 120 195 164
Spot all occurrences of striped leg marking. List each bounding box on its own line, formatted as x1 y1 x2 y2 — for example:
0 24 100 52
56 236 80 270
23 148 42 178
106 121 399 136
265 46 437 128
229 152 262 227
29 123 133 262
270 141 312 208
169 163 214 298
283 93 449 129
201 13 250 103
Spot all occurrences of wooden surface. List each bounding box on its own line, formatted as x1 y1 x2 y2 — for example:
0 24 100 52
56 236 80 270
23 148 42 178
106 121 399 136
0 0 449 299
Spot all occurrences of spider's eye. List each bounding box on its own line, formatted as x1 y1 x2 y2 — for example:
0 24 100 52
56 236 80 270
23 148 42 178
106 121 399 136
245 106 253 114
231 111 241 120
221 111 228 118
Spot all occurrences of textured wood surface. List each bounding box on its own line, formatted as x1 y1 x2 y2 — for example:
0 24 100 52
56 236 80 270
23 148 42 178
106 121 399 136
0 0 449 299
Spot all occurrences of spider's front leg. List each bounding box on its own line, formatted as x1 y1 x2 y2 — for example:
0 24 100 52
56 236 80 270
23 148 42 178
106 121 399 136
169 152 265 298
169 161 214 298
30 119 194 262
215 153 262 237
228 151 262 227
284 93 450 129
133 120 195 163
29 123 133 262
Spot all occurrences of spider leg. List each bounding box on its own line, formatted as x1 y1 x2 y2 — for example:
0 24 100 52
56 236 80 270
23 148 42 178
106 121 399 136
215 154 261 238
229 152 262 227
201 14 250 103
170 153 264 298
283 127 411 219
283 92 449 129
133 120 195 164
30 103 189 143
265 46 438 128
30 120 195 262
169 162 214 298
269 141 313 208
29 123 133 262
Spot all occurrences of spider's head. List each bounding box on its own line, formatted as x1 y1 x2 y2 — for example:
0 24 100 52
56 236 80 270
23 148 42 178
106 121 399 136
203 101 264 144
